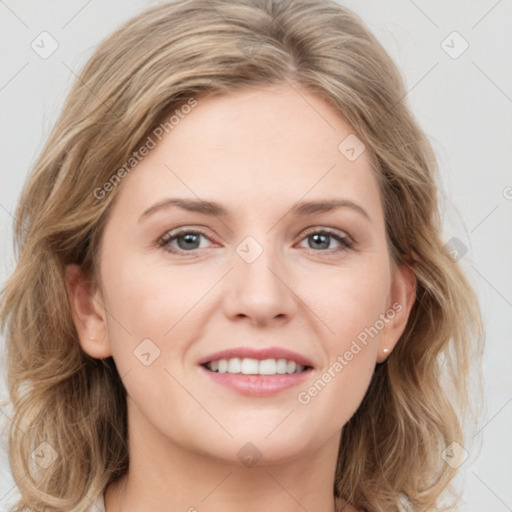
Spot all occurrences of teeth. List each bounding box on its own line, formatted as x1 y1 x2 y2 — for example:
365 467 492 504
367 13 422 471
206 357 307 375
227 357 241 373
218 359 228 373
276 359 288 374
259 359 276 375
241 358 259 374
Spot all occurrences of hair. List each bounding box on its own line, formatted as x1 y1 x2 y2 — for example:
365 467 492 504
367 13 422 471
0 0 484 510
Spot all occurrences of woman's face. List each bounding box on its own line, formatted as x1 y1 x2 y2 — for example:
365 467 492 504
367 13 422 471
71 84 415 466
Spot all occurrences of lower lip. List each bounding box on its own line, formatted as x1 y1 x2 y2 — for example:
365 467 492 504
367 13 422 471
199 366 312 397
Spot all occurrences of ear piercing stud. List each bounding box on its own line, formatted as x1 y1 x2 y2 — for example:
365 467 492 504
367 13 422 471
382 347 390 353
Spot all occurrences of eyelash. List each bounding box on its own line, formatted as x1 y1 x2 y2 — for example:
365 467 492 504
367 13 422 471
157 227 355 256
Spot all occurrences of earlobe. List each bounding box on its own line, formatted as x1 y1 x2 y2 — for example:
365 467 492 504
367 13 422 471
65 264 112 359
377 263 417 363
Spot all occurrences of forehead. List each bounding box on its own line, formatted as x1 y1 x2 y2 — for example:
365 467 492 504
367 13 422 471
110 84 383 224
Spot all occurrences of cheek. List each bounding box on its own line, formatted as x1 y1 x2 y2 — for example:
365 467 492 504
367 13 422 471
318 259 391 352
294 260 390 420
99 252 219 378
98 259 204 415
102 253 208 334
298 274 387 430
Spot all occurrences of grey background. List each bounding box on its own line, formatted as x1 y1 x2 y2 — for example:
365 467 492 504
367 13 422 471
1 1 511 510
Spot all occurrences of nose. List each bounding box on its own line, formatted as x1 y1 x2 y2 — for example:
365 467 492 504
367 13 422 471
222 239 297 327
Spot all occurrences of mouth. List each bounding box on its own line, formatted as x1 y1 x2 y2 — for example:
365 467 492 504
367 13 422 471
202 357 312 375
198 347 314 396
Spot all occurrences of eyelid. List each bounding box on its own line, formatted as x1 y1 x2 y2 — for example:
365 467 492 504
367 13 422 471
300 226 353 242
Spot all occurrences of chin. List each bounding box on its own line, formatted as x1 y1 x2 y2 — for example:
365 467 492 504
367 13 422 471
200 425 324 467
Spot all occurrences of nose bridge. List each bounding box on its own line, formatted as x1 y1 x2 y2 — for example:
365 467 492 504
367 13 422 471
239 236 279 288
237 231 284 291
225 231 295 324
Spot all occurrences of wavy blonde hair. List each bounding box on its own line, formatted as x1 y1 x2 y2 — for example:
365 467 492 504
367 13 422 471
0 0 484 510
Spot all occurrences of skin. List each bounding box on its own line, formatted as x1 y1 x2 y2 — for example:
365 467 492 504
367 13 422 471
66 83 416 512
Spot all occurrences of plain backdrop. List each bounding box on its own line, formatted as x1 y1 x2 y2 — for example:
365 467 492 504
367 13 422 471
1 1 511 510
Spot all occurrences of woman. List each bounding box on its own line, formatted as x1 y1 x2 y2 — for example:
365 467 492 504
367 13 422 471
0 0 484 510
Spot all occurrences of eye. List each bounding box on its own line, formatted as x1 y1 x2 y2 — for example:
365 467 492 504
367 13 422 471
297 228 354 253
157 226 354 256
158 228 213 254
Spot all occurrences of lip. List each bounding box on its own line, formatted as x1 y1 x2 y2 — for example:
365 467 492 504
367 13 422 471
199 365 313 397
197 346 314 397
197 346 314 368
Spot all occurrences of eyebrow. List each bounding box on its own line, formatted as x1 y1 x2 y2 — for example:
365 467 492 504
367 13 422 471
138 197 371 223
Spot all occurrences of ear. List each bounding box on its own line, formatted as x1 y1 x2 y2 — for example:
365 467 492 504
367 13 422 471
376 262 417 363
65 264 112 359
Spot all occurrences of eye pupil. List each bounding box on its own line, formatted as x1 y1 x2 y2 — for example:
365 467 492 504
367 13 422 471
310 233 330 250
178 233 201 250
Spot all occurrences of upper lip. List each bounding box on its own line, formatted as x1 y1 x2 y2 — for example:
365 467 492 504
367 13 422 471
198 347 314 368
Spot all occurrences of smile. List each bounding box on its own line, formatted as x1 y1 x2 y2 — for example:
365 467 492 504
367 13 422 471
203 357 310 375
198 347 314 396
